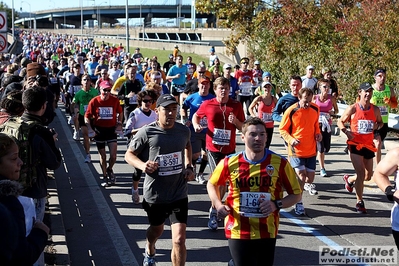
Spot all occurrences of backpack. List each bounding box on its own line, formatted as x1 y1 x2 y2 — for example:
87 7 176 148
0 116 40 189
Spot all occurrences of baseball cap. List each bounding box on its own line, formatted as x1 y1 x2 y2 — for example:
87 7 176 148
156 94 178 107
374 68 386 76
359 82 373 91
262 72 272 78
209 47 215 53
306 65 315 70
198 77 210 84
223 63 232 69
135 47 140 50
262 81 272 88
99 80 112 89
240 57 249 64
21 57 32 68
254 60 260 65
174 44 179 48
169 54 174 59
130 63 138 67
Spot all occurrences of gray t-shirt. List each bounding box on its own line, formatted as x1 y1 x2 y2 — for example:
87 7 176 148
130 121 191 204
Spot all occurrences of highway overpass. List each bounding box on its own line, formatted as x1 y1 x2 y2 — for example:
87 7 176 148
15 4 216 29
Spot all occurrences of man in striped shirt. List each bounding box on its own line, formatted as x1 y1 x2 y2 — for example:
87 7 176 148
207 117 301 266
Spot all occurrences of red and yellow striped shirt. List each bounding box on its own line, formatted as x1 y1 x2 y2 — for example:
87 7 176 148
209 150 302 239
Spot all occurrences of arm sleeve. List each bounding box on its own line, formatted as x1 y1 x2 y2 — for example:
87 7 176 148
278 107 294 145
272 98 284 122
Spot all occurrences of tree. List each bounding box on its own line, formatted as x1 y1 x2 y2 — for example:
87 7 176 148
196 0 399 104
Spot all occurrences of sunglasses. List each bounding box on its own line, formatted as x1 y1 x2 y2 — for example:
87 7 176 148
199 71 205 74
101 73 107 75
82 78 90 81
142 99 153 103
102 89 111 92
242 62 249 64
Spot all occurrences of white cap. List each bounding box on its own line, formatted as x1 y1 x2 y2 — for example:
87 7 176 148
254 60 260 65
223 63 232 69
306 65 315 70
262 81 272 87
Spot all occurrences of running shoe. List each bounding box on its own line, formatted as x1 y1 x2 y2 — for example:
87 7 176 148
227 259 235 266
143 252 156 266
320 168 327 177
132 189 140 204
343 146 349 154
356 200 367 214
84 154 91 163
101 176 110 187
208 207 218 231
343 174 354 193
73 130 80 140
88 128 96 138
68 116 74 125
295 202 305 215
304 183 318 195
196 173 206 184
107 168 116 185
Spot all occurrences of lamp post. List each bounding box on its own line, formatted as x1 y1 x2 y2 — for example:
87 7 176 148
125 0 129 53
11 0 14 37
97 1 107 29
80 0 83 35
21 1 31 29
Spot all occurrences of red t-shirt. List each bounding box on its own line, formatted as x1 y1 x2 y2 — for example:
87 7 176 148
195 98 245 154
85 95 122 128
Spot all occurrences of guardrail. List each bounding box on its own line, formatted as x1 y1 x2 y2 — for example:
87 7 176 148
280 91 399 130
337 103 399 130
82 33 212 46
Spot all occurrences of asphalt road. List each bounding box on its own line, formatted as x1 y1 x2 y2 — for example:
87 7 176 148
50 105 398 266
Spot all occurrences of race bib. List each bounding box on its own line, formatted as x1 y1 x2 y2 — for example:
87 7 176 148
262 113 273 123
49 77 57 84
239 192 271 218
357 119 373 134
70 85 82 94
240 82 252 96
156 152 183 176
378 106 388 116
199 117 208 128
98 107 113 120
212 128 231 146
129 94 138 105
319 112 331 123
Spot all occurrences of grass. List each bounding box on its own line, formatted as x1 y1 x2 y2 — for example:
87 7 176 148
97 42 208 65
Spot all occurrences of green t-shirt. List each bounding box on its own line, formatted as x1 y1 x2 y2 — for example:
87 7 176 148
73 88 99 115
371 84 391 123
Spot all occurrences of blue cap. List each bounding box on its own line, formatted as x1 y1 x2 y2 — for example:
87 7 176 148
262 72 272 78
209 47 215 52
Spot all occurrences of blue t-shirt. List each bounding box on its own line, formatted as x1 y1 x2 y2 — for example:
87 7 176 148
272 93 299 122
167 65 188 86
182 92 215 133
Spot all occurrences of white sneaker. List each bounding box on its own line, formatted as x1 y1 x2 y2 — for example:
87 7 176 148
68 116 74 125
295 202 305 215
304 183 318 195
73 130 80 140
196 173 206 184
84 154 91 163
132 189 140 204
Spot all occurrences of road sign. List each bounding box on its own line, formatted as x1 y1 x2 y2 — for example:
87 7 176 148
0 33 8 53
0 12 7 32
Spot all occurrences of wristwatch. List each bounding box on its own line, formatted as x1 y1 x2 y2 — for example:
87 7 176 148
273 200 283 210
385 185 396 201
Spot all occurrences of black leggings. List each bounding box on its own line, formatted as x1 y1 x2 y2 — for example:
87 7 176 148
228 238 276 266
393 230 399 250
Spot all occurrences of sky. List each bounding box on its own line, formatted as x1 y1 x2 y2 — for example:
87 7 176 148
2 0 193 13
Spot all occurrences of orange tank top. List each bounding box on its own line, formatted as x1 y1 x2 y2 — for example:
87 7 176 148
348 103 377 151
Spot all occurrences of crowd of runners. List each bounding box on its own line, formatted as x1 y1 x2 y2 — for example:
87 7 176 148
0 30 398 266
